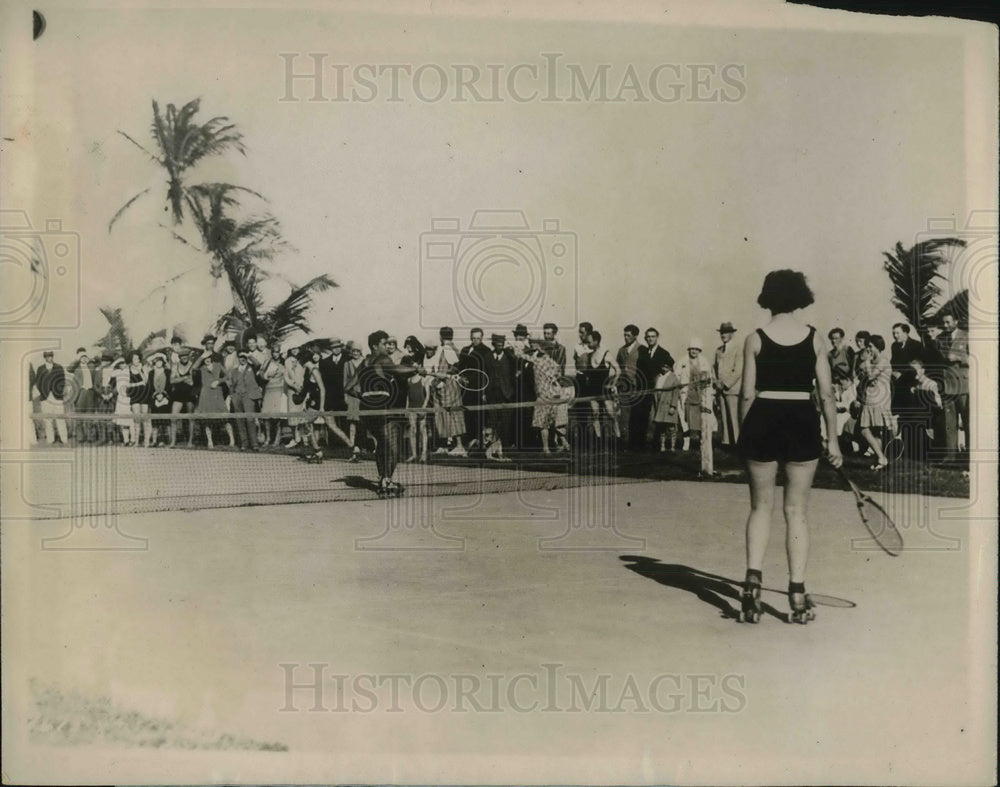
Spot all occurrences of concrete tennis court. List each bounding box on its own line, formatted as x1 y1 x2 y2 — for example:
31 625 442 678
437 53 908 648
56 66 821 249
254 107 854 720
4 454 994 784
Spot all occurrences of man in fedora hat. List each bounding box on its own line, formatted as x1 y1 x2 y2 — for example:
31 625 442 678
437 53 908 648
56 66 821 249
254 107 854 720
316 337 353 452
227 349 263 450
511 324 536 447
713 321 743 446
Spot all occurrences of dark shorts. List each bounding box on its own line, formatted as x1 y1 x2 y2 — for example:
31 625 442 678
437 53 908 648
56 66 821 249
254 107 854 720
170 382 196 404
737 399 822 464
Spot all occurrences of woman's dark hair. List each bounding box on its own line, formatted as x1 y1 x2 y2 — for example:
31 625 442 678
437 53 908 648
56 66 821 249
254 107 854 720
128 351 142 365
588 330 602 345
403 335 425 359
855 330 870 343
868 334 886 353
756 269 814 314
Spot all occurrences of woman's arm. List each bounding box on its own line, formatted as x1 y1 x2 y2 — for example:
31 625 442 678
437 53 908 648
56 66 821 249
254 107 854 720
814 331 842 465
738 332 759 423
605 350 620 379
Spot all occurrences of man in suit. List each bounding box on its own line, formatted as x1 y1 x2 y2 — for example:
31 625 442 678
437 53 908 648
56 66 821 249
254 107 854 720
67 347 98 443
615 324 641 446
36 350 69 444
485 333 517 447
631 327 670 451
511 324 536 448
712 322 743 446
889 322 924 433
227 350 263 450
460 328 492 444
936 312 970 456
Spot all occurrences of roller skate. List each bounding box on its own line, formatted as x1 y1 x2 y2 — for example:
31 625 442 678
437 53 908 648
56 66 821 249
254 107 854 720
740 571 763 624
375 477 404 498
382 478 405 497
788 583 815 624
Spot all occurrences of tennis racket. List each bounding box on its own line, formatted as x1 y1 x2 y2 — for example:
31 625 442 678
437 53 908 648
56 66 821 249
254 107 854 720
760 585 856 608
835 466 903 556
452 368 489 393
882 429 905 462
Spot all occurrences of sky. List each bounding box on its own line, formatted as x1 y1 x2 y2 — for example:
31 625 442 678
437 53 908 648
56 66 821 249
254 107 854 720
4 1 991 358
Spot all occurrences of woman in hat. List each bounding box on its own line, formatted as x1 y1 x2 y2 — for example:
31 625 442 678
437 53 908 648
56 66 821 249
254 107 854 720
515 340 569 454
168 346 197 448
678 338 715 454
193 349 235 449
259 345 287 447
110 358 135 445
146 353 171 447
427 328 468 456
342 341 365 460
736 270 842 625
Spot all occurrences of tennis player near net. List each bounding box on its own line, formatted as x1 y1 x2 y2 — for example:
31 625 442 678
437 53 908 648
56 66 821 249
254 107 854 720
357 330 428 497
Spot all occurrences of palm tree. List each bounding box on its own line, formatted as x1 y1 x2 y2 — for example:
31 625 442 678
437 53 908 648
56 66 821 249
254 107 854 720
95 307 167 359
108 98 247 231
881 238 967 330
167 183 286 317
217 265 337 348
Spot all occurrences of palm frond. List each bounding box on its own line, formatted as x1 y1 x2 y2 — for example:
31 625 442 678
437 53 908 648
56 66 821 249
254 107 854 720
116 130 162 165
96 306 132 358
263 275 337 343
881 237 965 330
108 187 152 233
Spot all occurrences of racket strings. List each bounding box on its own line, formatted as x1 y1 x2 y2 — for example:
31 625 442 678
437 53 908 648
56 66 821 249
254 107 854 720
859 497 904 556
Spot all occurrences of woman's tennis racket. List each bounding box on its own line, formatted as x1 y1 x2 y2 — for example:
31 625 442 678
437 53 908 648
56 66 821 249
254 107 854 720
453 368 489 393
835 466 903 556
760 586 856 608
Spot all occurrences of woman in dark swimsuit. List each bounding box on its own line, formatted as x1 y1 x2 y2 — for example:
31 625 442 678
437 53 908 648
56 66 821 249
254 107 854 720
579 330 620 440
737 270 842 625
169 347 196 447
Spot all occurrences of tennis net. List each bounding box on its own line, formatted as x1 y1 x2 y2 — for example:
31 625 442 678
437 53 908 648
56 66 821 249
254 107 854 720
16 398 676 519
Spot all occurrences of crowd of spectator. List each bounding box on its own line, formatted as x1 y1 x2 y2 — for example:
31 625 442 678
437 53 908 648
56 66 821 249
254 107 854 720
827 313 970 465
26 311 970 467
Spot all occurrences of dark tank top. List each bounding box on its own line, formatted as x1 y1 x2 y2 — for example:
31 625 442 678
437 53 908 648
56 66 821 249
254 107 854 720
755 327 816 393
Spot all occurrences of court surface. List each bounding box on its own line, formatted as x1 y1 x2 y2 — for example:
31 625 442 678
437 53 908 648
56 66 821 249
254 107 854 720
3 465 995 784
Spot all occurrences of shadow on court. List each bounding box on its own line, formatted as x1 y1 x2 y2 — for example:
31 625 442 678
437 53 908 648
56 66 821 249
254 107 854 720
336 475 381 492
619 557 787 622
